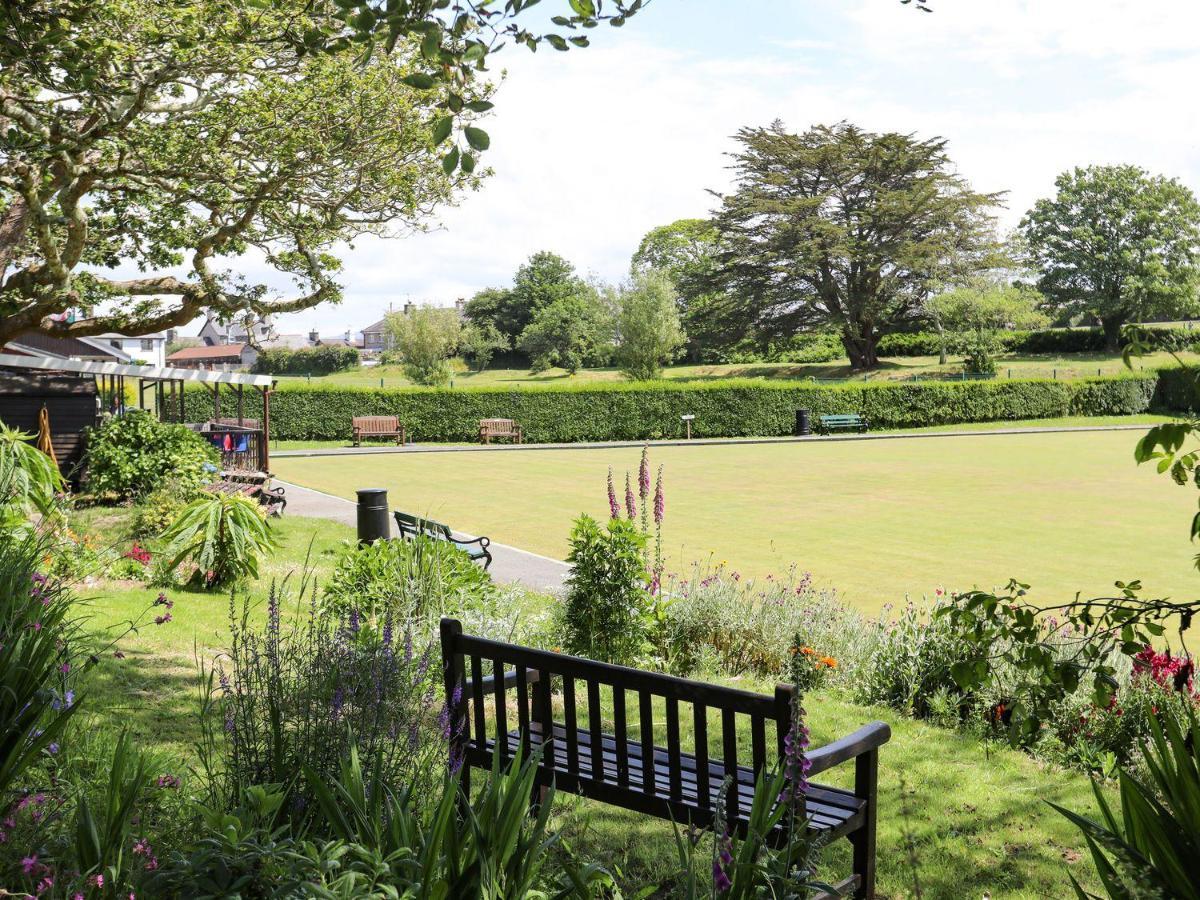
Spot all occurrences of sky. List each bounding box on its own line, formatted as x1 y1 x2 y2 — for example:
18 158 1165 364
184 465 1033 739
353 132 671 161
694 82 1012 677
190 0 1200 338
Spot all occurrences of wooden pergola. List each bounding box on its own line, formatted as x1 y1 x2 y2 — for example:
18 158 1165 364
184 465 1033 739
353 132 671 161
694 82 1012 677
0 352 276 472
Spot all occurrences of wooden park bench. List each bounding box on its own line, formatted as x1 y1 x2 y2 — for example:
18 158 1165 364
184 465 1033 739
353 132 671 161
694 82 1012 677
819 413 869 434
352 415 406 447
479 418 523 444
395 511 492 569
440 619 890 898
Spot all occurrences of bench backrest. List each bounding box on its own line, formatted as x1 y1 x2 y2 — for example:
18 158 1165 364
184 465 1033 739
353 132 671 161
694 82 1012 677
820 414 864 423
440 619 793 827
353 415 401 433
480 418 518 433
395 511 452 540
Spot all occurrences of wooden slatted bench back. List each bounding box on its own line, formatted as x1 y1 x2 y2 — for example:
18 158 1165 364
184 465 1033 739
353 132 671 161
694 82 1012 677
440 619 888 898
478 418 523 443
352 415 405 446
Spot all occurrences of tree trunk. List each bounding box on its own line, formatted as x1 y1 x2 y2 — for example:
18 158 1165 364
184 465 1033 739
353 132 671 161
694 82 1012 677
842 326 879 370
1100 315 1125 353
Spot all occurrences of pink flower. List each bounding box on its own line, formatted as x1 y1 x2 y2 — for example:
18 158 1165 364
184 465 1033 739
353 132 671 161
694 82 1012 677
154 613 172 625
653 465 665 525
624 472 636 520
21 854 37 873
638 445 651 500
89 874 104 888
606 467 620 519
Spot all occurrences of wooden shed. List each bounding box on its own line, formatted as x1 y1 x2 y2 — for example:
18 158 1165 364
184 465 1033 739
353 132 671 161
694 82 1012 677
0 373 97 480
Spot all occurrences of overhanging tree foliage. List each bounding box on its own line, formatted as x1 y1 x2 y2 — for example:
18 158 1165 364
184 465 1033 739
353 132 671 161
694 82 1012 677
711 122 1002 369
0 0 650 344
1019 165 1200 351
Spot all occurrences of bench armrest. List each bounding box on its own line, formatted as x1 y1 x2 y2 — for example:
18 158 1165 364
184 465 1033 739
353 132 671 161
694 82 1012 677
806 721 891 777
463 667 540 694
454 534 490 550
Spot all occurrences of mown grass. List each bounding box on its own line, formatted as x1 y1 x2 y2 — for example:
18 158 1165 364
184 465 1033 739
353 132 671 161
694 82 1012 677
71 509 1109 897
272 427 1199 616
270 349 1194 391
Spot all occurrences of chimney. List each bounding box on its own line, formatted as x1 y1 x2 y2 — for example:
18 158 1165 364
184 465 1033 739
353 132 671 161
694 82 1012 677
403 301 414 315
309 329 320 344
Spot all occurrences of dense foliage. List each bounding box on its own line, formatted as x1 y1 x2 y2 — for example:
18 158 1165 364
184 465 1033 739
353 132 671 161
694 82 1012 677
710 122 1001 369
183 371 1162 442
252 345 360 376
0 424 64 531
84 411 218 500
1021 165 1200 350
385 305 463 386
613 269 686 380
160 492 276 587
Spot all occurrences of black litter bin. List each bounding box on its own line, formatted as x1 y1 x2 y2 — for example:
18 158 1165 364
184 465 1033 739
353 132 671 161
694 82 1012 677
356 488 391 544
795 409 811 436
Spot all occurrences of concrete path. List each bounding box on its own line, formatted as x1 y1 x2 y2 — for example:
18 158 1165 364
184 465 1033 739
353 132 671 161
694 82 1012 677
274 479 569 594
273 422 1156 459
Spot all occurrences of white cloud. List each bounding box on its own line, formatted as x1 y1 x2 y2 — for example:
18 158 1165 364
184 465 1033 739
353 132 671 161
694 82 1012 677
194 0 1200 336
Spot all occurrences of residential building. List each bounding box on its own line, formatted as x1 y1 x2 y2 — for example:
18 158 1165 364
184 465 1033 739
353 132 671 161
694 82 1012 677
166 343 257 371
2 331 130 363
198 314 276 346
96 332 167 367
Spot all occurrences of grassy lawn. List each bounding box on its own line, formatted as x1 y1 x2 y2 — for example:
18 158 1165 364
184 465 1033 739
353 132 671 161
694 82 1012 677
272 428 1199 615
71 509 1109 898
272 349 1192 390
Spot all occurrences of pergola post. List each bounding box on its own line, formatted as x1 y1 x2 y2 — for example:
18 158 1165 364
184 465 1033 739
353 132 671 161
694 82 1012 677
260 383 273 474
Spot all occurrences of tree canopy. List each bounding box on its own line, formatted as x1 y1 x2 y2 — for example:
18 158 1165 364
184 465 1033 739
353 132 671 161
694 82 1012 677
1020 165 1200 350
0 0 649 344
385 304 461 386
711 121 1002 369
518 286 612 374
613 269 685 380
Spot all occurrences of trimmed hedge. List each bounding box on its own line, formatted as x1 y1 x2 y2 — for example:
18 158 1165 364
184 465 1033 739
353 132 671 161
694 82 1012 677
186 372 1161 443
876 326 1200 358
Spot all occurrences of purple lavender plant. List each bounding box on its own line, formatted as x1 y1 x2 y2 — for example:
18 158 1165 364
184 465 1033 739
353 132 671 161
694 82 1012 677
607 467 620 519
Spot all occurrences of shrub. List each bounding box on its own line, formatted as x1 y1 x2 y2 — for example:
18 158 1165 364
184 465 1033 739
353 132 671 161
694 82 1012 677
182 372 1161 443
84 410 218 500
613 269 685 381
877 324 1200 358
160 492 276 587
560 514 651 664
322 536 493 627
200 584 446 824
131 486 194 538
252 345 360 376
0 423 64 531
386 305 462 386
660 566 856 679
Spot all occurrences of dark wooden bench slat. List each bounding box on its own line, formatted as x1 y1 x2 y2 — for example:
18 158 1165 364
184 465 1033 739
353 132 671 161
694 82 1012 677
492 658 508 766
722 707 739 823
516 666 531 759
563 677 579 774
588 680 604 783
639 691 655 798
751 714 767 778
470 655 486 746
693 703 709 809
667 696 682 802
613 687 629 789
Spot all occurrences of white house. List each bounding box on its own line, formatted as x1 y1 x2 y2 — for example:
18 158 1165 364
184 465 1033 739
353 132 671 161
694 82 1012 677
96 332 167 367
198 314 276 346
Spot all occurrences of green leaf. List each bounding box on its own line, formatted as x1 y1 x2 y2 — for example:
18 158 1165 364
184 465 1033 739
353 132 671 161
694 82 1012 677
442 146 459 175
402 73 437 90
460 153 476 174
464 126 490 151
432 116 454 145
466 100 495 113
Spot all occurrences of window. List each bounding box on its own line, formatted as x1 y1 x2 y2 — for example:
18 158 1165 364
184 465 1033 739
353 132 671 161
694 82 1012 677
141 339 155 351
110 340 122 350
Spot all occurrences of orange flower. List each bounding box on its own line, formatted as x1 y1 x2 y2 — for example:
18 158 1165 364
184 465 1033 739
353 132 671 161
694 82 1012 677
800 646 815 656
820 656 838 669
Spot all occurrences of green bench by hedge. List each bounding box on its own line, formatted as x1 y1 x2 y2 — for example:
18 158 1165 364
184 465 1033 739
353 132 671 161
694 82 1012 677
394 511 492 569
819 413 869 434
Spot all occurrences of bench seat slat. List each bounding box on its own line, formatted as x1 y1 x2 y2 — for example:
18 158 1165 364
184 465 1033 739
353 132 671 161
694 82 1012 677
482 726 865 837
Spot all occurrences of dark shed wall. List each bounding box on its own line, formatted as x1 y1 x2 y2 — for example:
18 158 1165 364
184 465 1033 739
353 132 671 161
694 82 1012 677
0 374 97 479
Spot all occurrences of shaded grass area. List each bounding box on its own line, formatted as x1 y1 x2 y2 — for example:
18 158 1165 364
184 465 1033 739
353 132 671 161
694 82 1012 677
274 349 1193 390
273 428 1198 616
69 509 1109 897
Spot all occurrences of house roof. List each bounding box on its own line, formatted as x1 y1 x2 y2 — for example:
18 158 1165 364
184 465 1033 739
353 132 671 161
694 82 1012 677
361 318 389 334
0 351 274 387
167 344 249 361
3 332 129 362
96 331 167 341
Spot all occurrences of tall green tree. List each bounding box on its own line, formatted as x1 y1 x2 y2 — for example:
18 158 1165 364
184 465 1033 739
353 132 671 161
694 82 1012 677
711 122 1002 369
0 0 649 344
614 270 685 380
386 304 461 386
925 279 1047 374
465 251 586 344
631 218 727 360
518 287 612 374
1020 165 1200 351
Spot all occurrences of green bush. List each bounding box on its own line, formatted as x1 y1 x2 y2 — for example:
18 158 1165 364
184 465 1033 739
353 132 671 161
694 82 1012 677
85 410 218 500
252 345 360 375
878 325 1200 358
182 372 1161 443
560 514 651 665
323 536 493 626
160 492 276 587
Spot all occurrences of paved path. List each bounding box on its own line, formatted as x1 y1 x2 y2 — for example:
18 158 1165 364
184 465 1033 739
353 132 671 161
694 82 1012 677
275 479 569 594
273 422 1155 459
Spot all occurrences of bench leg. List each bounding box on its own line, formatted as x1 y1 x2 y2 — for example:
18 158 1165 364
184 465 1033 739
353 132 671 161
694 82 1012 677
850 748 879 898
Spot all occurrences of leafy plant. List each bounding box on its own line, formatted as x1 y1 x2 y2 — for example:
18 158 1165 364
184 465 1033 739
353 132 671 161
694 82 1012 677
1050 707 1200 899
560 514 651 664
386 304 462 386
613 269 686 381
323 535 493 627
84 410 218 500
160 492 276 587
0 422 64 531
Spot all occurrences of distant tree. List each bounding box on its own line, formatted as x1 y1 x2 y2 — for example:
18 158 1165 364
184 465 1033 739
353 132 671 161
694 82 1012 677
519 288 612 374
926 280 1048 375
385 305 461 386
631 219 727 359
1020 165 1200 351
712 121 1002 370
459 322 510 372
614 271 686 380
463 251 585 344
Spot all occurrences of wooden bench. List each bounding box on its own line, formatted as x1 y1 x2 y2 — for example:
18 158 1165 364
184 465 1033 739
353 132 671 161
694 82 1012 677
440 620 890 897
206 478 286 516
395 512 492 569
352 415 406 447
479 418 523 444
819 413 869 434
